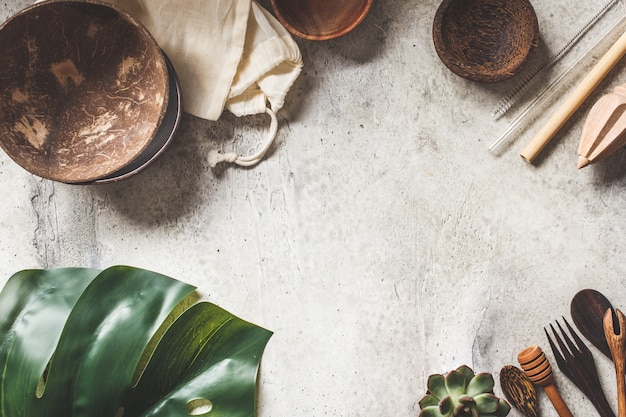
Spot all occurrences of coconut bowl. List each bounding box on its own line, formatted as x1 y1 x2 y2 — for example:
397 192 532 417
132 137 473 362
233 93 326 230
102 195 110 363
271 0 373 41
89 54 181 184
0 0 171 183
432 0 539 83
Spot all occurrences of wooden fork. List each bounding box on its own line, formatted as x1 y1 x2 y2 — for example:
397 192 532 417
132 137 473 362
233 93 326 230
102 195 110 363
546 317 615 417
604 308 626 417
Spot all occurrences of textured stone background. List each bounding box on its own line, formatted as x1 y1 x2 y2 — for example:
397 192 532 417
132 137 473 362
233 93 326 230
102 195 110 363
1 0 626 416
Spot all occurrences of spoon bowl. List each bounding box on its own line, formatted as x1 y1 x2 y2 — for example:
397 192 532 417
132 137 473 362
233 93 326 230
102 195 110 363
571 289 614 359
499 365 538 417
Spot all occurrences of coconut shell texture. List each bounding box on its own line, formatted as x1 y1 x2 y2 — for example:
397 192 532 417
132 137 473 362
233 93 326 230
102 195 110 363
0 1 168 182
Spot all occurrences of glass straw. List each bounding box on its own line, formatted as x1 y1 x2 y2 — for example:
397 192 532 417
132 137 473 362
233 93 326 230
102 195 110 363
489 7 626 154
492 0 618 120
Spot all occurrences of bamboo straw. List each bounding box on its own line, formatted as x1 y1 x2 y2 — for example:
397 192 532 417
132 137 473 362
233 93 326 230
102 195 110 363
520 29 626 163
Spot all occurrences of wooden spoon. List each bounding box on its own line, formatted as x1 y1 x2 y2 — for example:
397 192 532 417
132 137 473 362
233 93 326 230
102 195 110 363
500 365 539 417
518 345 574 417
604 308 626 417
571 289 614 360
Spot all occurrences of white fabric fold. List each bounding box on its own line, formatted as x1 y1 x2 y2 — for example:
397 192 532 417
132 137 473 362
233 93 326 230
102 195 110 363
105 0 303 166
226 2 302 116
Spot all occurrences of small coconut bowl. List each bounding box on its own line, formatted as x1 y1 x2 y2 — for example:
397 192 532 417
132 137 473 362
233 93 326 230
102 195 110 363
432 0 539 83
0 0 170 183
271 0 373 41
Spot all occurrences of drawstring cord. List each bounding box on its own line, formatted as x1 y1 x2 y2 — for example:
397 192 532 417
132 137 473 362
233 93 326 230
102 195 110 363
208 107 278 167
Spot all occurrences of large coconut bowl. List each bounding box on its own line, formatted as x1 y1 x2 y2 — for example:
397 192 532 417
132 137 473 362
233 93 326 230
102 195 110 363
0 0 170 183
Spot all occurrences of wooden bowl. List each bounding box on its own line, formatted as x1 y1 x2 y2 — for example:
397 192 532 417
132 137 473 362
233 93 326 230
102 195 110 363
432 0 539 83
0 0 170 183
271 0 373 41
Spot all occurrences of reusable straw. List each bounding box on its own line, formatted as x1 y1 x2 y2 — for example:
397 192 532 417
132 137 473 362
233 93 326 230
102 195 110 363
492 0 618 119
489 7 626 154
520 22 626 163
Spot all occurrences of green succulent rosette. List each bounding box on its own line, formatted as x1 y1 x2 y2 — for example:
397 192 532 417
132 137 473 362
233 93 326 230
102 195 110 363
419 365 511 417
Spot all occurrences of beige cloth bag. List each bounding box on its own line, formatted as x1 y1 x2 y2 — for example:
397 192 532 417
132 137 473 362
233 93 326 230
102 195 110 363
105 0 303 167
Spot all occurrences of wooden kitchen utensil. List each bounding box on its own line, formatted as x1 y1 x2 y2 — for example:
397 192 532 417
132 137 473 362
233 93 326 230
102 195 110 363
500 365 539 417
604 308 626 417
571 289 614 360
520 28 626 163
270 0 373 41
546 318 616 417
518 345 574 417
578 83 626 168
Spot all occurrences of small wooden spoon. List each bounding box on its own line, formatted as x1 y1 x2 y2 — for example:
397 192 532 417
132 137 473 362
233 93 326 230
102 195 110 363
500 365 539 417
571 289 614 360
604 308 626 417
518 346 574 417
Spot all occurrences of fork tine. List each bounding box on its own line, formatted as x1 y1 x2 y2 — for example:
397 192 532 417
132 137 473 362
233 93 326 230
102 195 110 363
545 325 575 380
552 322 576 364
562 316 592 357
545 318 617 417
555 320 581 359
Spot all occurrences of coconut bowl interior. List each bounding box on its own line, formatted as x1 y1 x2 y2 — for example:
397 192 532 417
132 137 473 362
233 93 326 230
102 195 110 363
432 0 539 82
91 55 181 184
0 1 169 183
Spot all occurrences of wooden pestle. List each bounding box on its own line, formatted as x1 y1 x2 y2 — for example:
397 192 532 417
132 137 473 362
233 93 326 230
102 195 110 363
578 84 626 168
518 345 574 417
604 308 626 417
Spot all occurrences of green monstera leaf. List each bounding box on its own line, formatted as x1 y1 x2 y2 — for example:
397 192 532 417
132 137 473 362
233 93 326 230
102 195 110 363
0 266 272 417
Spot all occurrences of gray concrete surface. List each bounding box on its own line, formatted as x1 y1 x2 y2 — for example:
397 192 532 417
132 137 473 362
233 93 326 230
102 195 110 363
1 0 626 416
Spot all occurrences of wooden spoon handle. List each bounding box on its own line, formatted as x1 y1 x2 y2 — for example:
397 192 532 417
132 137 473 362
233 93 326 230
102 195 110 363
618 369 626 417
543 383 575 417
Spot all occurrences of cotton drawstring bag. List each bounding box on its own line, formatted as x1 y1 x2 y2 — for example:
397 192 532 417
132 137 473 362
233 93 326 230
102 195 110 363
104 0 303 167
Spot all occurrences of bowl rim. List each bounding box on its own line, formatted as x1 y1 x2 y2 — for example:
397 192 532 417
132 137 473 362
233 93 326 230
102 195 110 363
0 0 170 182
87 53 182 184
432 0 540 83
270 0 374 41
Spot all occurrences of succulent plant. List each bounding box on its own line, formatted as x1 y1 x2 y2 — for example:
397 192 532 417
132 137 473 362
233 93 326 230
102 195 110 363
418 365 511 417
